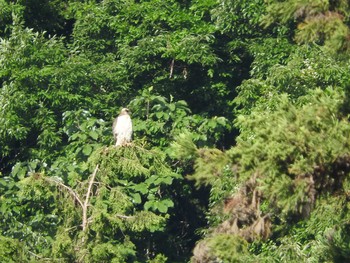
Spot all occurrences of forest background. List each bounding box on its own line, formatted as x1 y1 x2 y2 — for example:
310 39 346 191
1 0 350 262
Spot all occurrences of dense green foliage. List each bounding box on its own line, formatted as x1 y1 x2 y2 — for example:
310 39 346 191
1 0 350 262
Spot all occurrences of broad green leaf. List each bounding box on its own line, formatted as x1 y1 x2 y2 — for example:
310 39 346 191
154 176 173 185
130 183 148 194
144 200 154 211
161 199 174 208
131 193 142 204
89 130 99 140
156 201 168 213
82 145 93 156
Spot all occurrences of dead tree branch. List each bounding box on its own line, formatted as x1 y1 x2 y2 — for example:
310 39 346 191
82 164 99 231
47 177 83 208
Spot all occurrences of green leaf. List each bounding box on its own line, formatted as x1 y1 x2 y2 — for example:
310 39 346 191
89 130 99 140
11 163 26 179
82 145 92 156
131 193 142 204
156 201 168 213
144 200 154 211
162 199 174 208
130 183 148 195
154 176 173 185
11 163 21 177
28 161 38 171
145 175 157 184
155 111 164 119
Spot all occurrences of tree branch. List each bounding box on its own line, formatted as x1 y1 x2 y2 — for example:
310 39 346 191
169 58 174 78
82 164 99 231
116 214 133 219
47 177 84 209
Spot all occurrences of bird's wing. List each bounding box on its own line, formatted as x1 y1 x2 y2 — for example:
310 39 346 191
112 117 118 137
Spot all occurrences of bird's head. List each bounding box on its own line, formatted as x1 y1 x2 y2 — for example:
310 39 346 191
120 108 130 115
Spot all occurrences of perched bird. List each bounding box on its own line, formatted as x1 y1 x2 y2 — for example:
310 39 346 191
112 108 133 146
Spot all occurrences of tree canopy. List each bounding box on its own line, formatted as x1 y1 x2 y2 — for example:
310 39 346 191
1 0 350 262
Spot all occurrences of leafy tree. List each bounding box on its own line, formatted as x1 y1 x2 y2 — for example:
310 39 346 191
262 0 350 53
1 114 183 262
171 79 350 261
130 87 231 148
0 23 67 172
234 45 350 115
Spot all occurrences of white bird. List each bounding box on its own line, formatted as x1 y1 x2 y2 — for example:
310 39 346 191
112 108 133 146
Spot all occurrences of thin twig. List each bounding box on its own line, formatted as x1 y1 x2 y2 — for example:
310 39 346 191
64 225 79 232
146 99 150 120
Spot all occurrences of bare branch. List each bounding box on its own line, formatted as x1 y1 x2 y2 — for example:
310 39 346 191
169 58 174 78
116 214 133 219
82 164 99 231
27 250 57 261
46 177 83 208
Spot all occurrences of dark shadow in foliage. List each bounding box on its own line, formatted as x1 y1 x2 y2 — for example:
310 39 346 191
20 0 74 37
